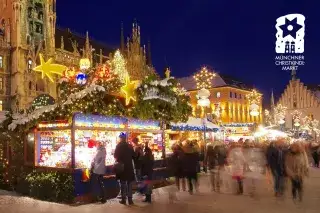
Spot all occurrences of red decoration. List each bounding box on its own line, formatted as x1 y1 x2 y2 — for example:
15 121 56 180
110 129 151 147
88 139 96 148
95 64 111 80
64 67 77 80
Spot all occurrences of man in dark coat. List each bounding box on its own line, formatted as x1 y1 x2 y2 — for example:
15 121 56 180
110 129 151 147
266 140 286 197
133 138 143 181
140 145 154 203
114 133 135 205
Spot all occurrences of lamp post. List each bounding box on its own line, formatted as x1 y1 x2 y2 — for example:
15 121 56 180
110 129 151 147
197 88 211 144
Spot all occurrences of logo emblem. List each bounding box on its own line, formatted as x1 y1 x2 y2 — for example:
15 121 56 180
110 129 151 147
275 14 305 53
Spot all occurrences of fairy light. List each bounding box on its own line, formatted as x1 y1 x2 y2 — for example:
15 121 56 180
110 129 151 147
193 66 215 89
246 89 262 105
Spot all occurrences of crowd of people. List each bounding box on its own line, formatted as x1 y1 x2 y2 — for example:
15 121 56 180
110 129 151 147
89 133 319 205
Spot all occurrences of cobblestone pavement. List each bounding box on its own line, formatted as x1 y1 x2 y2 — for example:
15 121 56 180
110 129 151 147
1 168 320 213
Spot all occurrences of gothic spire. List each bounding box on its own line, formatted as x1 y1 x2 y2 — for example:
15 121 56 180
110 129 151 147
147 40 152 66
83 31 90 58
271 89 275 111
120 22 125 53
291 67 297 80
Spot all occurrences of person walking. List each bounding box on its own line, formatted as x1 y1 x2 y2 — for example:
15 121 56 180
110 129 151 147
114 133 136 205
90 141 106 203
266 140 286 197
141 145 155 203
169 144 186 191
310 143 319 168
228 143 245 195
285 143 309 202
182 140 200 194
204 141 227 192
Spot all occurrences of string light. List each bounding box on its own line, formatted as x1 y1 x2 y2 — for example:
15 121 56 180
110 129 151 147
193 66 215 89
111 50 129 83
246 89 262 105
32 94 55 109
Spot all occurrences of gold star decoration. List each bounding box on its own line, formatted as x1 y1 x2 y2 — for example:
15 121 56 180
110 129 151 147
121 77 137 105
33 54 67 82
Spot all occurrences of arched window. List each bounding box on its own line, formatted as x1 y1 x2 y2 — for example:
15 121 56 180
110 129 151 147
29 81 32 90
38 11 43 20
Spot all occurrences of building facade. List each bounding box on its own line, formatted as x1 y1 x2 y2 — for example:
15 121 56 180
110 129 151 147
178 73 263 124
277 78 320 129
0 0 153 113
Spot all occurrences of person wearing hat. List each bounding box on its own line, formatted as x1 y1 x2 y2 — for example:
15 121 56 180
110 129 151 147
114 133 136 205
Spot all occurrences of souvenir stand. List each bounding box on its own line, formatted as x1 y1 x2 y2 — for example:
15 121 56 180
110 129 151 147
221 123 256 142
165 117 220 156
29 113 165 200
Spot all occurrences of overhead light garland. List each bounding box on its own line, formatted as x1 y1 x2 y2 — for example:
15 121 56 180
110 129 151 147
193 66 215 89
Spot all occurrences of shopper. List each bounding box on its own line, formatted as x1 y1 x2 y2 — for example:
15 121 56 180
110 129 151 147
228 142 245 195
90 141 106 203
311 143 319 168
182 140 200 194
132 138 143 181
141 145 155 203
114 133 136 205
285 143 309 202
266 139 286 197
169 144 186 191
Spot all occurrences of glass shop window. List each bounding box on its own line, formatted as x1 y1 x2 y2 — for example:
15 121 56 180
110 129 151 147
0 56 3 68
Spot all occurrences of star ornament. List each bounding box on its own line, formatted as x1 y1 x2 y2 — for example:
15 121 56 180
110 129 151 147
279 17 302 39
33 54 67 82
121 77 137 105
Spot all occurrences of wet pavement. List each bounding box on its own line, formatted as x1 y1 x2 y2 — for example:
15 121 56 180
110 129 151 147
1 167 320 213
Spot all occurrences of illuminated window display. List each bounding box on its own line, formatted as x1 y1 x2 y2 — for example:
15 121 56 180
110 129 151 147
37 129 72 168
33 114 164 169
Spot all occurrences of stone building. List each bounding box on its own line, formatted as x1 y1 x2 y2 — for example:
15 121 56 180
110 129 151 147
277 73 320 129
178 73 263 124
0 0 153 113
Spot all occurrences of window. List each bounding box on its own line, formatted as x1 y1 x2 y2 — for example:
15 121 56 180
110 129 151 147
0 56 3 68
230 92 233 98
0 100 3 111
216 92 221 98
0 77 3 89
27 59 32 72
239 94 242 99
235 93 237 98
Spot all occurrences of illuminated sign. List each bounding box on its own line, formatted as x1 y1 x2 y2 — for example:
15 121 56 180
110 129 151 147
128 119 161 130
38 122 69 128
74 114 127 129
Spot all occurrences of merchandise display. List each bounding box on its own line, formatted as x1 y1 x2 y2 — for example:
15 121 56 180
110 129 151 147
75 130 120 168
37 130 72 168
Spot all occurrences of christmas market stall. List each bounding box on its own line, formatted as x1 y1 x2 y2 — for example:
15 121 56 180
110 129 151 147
166 117 220 155
221 123 256 142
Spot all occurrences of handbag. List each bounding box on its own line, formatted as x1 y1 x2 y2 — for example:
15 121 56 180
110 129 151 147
113 162 124 174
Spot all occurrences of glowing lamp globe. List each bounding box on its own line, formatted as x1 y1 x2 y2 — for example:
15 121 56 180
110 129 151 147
249 103 259 111
197 88 210 99
198 98 210 107
294 122 300 127
79 58 91 70
76 72 87 85
250 109 260 116
294 118 300 123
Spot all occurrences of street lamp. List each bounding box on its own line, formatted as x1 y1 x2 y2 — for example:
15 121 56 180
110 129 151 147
197 88 211 145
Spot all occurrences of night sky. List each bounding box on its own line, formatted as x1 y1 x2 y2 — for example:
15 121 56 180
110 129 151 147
56 0 320 108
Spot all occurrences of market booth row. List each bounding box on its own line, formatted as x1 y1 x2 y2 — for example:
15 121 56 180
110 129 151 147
165 117 220 155
26 113 166 200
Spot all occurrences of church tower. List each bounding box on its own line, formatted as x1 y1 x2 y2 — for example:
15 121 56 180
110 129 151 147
0 0 57 111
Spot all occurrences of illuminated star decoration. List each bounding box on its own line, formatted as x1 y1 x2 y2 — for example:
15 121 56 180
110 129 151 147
121 76 136 105
279 17 302 39
33 54 67 82
193 66 215 89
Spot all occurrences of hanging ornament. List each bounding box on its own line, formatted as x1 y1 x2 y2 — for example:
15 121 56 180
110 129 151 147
33 54 67 82
76 72 88 85
79 58 91 70
121 76 137 105
96 64 111 80
64 67 77 79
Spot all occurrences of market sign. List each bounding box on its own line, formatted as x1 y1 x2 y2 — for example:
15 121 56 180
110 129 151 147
74 114 127 129
128 119 161 130
38 121 69 128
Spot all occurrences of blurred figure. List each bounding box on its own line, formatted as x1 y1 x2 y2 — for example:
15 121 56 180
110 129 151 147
183 140 200 194
285 143 309 202
310 142 319 168
114 134 135 205
141 145 154 203
266 139 286 197
204 141 227 192
90 141 106 203
169 144 186 191
132 138 143 181
228 142 245 195
244 142 266 197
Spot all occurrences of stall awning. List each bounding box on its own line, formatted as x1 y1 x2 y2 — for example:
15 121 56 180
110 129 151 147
170 117 219 132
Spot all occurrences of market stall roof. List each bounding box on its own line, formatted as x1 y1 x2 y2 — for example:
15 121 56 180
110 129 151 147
170 117 219 132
